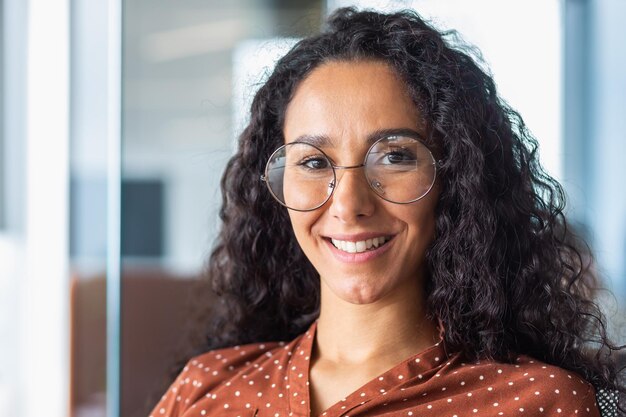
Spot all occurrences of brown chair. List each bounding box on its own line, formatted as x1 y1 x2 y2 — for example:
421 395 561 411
70 267 206 417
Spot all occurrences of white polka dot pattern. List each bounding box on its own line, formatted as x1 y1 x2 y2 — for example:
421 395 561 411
149 322 602 417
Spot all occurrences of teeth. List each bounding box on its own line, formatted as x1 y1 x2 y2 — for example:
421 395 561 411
331 236 389 253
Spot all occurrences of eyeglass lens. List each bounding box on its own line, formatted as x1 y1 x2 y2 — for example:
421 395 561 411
264 136 436 211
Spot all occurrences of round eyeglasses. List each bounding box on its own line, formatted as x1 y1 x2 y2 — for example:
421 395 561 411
261 135 439 212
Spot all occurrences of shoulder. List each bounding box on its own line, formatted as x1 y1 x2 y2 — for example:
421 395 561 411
186 341 286 381
446 354 600 416
149 341 284 417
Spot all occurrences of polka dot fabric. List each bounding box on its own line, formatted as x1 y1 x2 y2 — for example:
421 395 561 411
150 322 601 417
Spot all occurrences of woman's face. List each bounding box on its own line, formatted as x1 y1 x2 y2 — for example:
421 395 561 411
282 60 439 305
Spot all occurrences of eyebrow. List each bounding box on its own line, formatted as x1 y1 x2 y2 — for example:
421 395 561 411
291 128 426 148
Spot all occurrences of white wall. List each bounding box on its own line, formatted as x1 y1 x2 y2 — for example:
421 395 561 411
0 0 71 416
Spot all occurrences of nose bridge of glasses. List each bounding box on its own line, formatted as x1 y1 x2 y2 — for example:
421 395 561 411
333 162 366 171
330 162 372 194
331 162 367 184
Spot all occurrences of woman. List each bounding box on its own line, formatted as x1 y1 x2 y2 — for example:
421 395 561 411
150 8 624 417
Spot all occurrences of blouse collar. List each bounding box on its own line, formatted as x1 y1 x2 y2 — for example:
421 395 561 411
287 321 450 416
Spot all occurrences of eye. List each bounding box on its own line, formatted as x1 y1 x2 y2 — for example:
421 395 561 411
382 148 416 164
299 156 330 170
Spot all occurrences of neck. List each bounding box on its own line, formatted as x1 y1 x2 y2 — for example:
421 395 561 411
314 280 439 366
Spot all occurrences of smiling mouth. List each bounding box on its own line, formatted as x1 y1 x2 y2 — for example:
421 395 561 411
329 236 393 254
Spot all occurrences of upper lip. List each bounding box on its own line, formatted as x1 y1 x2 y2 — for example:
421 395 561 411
323 232 395 241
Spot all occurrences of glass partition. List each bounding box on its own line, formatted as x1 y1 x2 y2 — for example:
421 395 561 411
70 1 119 416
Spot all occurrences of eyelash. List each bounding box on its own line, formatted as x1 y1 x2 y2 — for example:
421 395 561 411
298 156 329 170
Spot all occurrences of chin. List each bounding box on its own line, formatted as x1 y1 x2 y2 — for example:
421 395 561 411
327 277 392 305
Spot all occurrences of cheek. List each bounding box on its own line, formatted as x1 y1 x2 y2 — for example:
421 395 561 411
399 202 438 249
282 175 320 211
287 211 320 252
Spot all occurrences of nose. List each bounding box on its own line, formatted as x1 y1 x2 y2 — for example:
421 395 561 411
327 166 376 222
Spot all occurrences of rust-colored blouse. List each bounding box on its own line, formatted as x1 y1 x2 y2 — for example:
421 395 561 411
150 322 600 417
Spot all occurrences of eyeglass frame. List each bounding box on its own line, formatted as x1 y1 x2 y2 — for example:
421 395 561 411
260 134 442 212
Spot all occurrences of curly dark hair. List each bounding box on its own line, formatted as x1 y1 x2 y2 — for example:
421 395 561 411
192 7 624 405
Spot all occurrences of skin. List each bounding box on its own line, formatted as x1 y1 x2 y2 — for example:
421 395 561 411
283 60 441 415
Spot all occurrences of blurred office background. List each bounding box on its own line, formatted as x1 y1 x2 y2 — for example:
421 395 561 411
0 0 624 416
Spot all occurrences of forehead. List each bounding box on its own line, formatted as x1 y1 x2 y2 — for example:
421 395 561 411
283 60 426 147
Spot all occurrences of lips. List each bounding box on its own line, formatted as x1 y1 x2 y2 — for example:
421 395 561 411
330 236 391 253
323 233 395 263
